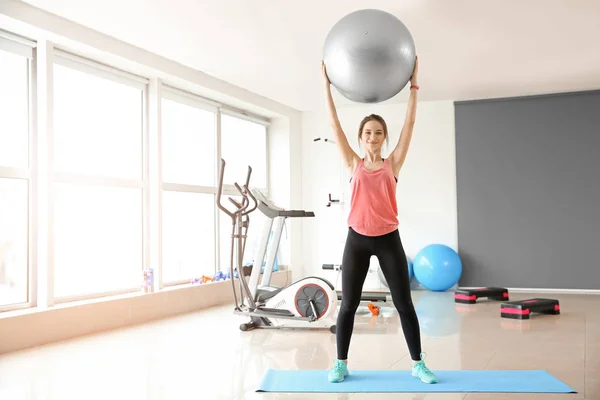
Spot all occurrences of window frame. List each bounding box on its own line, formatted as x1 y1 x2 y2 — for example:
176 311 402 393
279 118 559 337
158 85 220 287
51 49 149 185
50 49 151 304
0 31 36 313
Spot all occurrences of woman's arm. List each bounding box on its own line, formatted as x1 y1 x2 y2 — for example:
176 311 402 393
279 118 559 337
322 61 360 174
390 56 419 178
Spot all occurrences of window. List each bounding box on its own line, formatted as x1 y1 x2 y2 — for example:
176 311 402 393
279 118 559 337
53 63 143 180
220 114 268 190
0 28 276 308
160 90 217 284
161 97 215 186
53 183 142 298
0 36 33 310
161 191 215 283
0 179 29 307
51 53 147 300
0 47 29 169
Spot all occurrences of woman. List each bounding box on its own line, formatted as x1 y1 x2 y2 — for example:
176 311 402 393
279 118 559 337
322 57 437 384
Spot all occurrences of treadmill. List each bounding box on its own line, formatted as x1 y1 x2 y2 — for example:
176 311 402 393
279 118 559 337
248 189 315 303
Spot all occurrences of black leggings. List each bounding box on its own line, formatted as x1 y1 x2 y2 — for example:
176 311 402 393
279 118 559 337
336 227 422 361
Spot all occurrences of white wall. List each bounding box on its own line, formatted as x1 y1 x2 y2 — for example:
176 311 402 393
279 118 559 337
0 0 297 120
300 99 457 287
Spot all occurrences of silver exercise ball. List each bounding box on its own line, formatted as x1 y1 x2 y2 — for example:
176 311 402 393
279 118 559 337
322 9 416 103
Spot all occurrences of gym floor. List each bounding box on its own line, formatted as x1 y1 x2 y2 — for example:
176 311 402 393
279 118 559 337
0 290 597 399
1 1 599 399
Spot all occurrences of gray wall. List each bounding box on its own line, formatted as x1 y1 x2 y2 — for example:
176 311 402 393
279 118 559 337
454 90 600 290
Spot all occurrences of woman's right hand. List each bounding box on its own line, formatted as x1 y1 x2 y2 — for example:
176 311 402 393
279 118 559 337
321 61 331 87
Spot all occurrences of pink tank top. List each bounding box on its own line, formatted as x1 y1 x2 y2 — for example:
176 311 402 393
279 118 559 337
347 158 399 237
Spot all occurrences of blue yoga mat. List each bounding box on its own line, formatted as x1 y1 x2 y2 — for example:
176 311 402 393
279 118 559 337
257 369 576 393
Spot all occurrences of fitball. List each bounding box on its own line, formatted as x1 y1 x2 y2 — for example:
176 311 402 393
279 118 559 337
413 244 462 292
323 9 416 103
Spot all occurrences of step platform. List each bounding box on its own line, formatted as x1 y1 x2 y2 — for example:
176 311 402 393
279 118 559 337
500 298 560 319
454 287 509 304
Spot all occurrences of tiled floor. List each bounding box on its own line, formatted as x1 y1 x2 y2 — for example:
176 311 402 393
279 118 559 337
0 290 598 399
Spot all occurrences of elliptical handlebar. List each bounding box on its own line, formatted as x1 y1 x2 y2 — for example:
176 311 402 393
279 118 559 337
242 184 258 216
216 158 256 219
228 196 244 210
216 159 234 218
234 182 251 212
238 165 258 215
233 182 245 197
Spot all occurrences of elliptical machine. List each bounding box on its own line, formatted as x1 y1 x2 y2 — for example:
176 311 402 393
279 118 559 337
216 158 337 333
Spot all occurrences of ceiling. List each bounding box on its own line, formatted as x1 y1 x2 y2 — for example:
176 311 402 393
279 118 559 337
16 0 600 111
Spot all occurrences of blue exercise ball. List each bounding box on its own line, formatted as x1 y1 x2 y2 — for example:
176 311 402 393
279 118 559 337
407 257 414 281
413 244 462 291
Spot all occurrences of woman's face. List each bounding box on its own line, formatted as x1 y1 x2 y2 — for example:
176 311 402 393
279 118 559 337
360 120 386 152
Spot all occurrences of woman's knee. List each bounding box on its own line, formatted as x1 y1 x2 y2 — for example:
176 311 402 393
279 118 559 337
339 296 362 314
